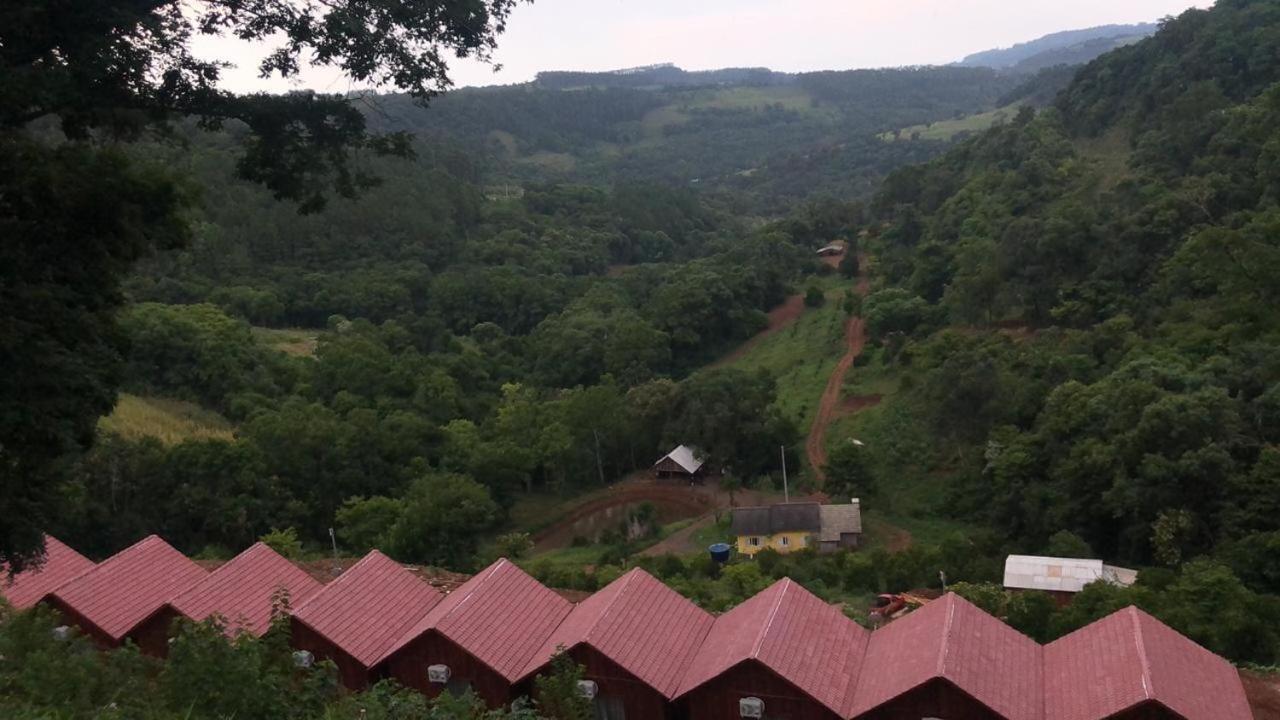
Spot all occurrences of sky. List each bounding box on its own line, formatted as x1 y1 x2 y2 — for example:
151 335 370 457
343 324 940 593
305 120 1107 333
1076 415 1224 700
198 0 1215 94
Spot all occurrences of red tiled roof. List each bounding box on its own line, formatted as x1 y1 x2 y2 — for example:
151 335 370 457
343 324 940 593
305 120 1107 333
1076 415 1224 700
1 536 95 610
1044 606 1251 720
520 568 714 698
171 542 322 637
292 550 442 669
48 535 207 641
378 558 572 679
676 578 870 717
850 593 1042 720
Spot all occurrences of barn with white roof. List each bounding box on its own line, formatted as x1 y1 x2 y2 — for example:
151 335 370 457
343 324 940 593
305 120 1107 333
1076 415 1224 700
1003 554 1138 603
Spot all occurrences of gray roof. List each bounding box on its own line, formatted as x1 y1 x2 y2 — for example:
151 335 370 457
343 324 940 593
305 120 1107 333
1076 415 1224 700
1003 555 1139 593
818 503 862 541
731 503 822 536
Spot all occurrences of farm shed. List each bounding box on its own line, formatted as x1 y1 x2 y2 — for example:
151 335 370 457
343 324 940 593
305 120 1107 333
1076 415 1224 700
163 542 322 638
653 445 707 482
290 550 442 690
818 500 863 552
1043 606 1251 720
676 578 868 720
520 568 713 720
42 535 207 656
379 558 571 707
1003 555 1137 604
0 535 95 610
849 593 1042 720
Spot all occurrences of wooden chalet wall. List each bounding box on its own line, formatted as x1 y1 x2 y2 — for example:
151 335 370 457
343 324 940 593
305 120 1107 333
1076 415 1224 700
43 597 118 650
680 659 842 720
1108 704 1186 720
566 644 673 720
852 678 1003 719
129 607 179 658
383 630 514 708
290 618 371 690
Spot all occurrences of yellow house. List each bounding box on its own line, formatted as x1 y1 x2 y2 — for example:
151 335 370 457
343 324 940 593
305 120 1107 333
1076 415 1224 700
731 501 863 556
731 503 821 556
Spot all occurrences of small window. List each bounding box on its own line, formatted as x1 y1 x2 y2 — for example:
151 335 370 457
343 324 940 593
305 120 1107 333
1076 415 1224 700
749 537 761 547
780 536 790 546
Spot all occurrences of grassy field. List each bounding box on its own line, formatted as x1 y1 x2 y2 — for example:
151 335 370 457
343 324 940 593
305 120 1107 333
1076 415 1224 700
726 274 856 434
881 104 1020 143
251 326 319 357
99 393 235 445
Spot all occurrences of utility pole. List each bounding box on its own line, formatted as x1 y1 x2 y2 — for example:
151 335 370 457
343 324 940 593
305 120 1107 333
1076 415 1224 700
780 445 789 503
593 429 606 486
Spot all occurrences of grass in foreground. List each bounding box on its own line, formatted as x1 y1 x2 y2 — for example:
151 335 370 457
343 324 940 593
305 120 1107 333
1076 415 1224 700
99 393 235 445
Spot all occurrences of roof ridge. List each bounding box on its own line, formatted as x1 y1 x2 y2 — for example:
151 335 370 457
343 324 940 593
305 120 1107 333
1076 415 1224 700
937 593 957 678
1129 606 1154 702
443 558 506 619
585 568 640 644
751 579 789 659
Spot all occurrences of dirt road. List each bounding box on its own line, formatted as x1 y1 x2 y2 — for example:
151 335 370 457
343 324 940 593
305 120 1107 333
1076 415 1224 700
807 261 871 481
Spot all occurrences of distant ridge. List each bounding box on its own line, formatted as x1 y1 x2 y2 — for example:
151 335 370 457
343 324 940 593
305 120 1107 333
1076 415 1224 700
535 65 793 90
956 23 1159 71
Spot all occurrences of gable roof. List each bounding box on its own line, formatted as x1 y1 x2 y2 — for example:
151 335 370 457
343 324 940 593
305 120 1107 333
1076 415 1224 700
171 542 322 637
1004 555 1138 593
655 445 705 474
292 550 442 668
1 536 96 610
818 503 862 540
520 568 713 698
47 535 207 642
850 593 1043 720
377 558 571 679
730 503 822 536
676 578 869 717
1044 606 1251 720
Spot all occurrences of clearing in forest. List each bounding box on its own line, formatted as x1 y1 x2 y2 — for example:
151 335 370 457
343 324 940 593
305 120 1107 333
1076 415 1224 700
99 393 235 445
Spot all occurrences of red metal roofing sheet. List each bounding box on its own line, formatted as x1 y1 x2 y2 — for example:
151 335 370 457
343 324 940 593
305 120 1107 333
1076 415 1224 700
677 578 870 717
378 558 572 680
292 550 442 669
170 542 322 637
1044 606 1251 720
48 535 207 641
0 536 95 610
520 568 714 698
850 593 1042 720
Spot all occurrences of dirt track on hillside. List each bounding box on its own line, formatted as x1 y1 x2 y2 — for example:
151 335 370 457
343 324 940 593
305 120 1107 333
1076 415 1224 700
530 482 712 552
1243 670 1280 720
806 260 871 481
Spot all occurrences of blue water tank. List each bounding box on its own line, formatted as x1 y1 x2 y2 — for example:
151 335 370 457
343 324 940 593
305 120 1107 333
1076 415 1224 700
708 543 732 564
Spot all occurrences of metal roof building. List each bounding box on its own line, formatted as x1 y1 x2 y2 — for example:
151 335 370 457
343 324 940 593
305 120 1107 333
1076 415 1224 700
520 568 714 718
730 503 823 536
43 535 207 656
677 578 870 720
169 542 323 637
291 550 442 690
0 535 95 610
1044 606 1252 720
654 445 708 480
379 558 572 707
1004 555 1138 595
850 593 1043 720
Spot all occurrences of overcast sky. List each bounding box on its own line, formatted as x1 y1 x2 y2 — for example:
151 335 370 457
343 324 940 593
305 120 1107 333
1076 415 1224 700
199 0 1214 94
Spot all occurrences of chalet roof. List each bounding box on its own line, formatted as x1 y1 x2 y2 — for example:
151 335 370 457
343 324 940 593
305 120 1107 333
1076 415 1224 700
377 558 571 679
730 503 821 536
676 578 869 718
292 550 442 668
655 445 705 474
1004 555 1138 594
850 593 1043 720
47 535 207 641
1044 606 1251 720
520 568 713 698
818 502 862 540
0 536 95 610
171 542 322 637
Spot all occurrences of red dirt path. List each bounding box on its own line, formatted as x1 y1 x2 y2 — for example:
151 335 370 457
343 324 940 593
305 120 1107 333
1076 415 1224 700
1244 670 1280 720
807 260 871 481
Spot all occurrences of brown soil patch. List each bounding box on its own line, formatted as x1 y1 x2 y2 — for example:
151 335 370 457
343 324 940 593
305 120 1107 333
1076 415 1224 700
712 293 807 367
864 517 914 553
1244 669 1280 720
807 257 871 480
531 482 712 552
839 394 883 415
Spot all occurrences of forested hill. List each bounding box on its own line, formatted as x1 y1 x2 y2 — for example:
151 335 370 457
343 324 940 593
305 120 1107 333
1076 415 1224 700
852 0 1280 661
955 23 1159 71
363 65 1022 211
